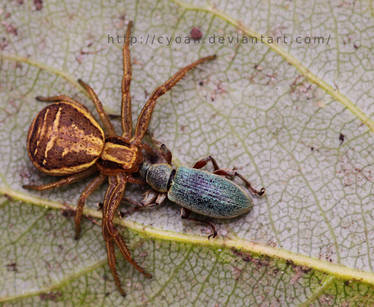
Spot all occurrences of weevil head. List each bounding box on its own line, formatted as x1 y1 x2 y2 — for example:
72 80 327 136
140 162 174 193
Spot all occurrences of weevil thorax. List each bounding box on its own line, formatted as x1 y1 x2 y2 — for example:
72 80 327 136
140 162 174 193
27 101 105 176
97 136 143 175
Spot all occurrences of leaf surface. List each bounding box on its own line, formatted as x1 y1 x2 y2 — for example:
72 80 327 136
1 0 374 305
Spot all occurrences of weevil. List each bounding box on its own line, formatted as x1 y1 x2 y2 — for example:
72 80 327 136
132 144 265 238
23 21 216 296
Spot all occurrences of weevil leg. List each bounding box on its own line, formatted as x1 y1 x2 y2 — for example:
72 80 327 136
74 174 106 240
193 156 265 197
159 144 172 164
77 79 116 137
121 20 133 139
141 142 172 164
213 169 265 197
180 208 217 239
193 155 220 170
120 191 166 217
148 137 173 164
22 167 97 191
131 55 216 144
124 191 167 209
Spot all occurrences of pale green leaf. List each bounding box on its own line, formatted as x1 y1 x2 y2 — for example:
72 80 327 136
1 0 374 305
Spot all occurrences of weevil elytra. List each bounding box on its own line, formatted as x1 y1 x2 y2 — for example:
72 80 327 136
135 144 265 238
23 21 216 296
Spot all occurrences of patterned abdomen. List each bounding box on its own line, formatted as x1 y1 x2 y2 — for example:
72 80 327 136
168 167 253 218
27 101 105 176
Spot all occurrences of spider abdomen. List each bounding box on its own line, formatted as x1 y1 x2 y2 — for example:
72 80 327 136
26 101 105 176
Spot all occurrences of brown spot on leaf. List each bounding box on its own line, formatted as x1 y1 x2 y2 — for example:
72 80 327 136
0 37 8 50
2 22 18 36
6 262 18 272
39 292 62 302
339 133 345 145
34 0 43 10
190 27 202 41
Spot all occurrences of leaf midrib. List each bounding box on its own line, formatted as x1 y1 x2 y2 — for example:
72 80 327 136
2 186 374 288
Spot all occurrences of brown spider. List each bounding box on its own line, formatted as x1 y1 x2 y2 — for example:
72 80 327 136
23 21 215 296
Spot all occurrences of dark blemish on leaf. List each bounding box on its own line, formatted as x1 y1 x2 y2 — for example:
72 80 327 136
300 266 311 273
232 249 270 268
0 37 8 50
2 22 18 36
6 262 18 272
210 81 227 102
105 292 111 297
190 27 202 41
353 43 359 49
17 0 24 5
254 64 263 71
265 72 278 86
286 259 294 267
310 146 314 151
232 266 242 280
34 0 43 11
232 249 252 262
76 42 105 64
39 292 62 302
290 265 311 284
339 133 345 145
62 208 75 218
199 81 204 86
3 193 12 201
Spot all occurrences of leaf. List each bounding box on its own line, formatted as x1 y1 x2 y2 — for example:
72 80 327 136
1 0 374 305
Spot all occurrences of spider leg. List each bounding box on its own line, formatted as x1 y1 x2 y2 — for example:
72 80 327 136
103 174 128 236
36 95 86 108
102 174 152 285
121 21 133 139
113 233 152 278
104 235 127 297
74 174 106 239
77 79 116 137
22 167 97 191
131 55 216 144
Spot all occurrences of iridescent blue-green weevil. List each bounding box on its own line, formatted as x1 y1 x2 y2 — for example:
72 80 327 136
135 144 265 238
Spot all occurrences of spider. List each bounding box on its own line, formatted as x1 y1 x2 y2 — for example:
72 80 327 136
23 21 216 296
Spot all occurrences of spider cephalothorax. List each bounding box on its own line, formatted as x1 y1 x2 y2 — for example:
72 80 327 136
24 21 215 296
